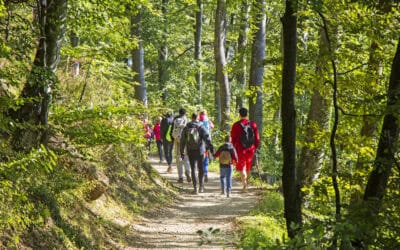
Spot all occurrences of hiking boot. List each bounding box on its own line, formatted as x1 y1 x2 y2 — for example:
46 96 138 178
186 174 192 183
167 166 172 173
199 186 204 193
227 192 230 198
193 188 198 195
204 174 208 183
177 178 184 183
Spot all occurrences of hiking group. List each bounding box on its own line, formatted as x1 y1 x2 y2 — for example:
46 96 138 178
146 107 260 197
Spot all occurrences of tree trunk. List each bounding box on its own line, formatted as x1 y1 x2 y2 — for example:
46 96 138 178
363 37 400 212
158 0 168 103
248 0 266 137
131 10 147 106
11 0 67 151
281 0 302 239
194 0 203 104
299 27 330 187
235 0 250 110
214 0 230 131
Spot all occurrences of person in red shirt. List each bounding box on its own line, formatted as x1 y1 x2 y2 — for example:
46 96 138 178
230 107 260 191
153 116 163 163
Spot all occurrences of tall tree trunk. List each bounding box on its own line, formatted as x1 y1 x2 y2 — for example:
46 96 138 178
248 0 266 137
281 0 302 239
214 0 230 131
158 0 168 103
363 37 400 218
235 0 250 110
194 0 203 104
351 42 382 203
131 10 147 106
11 0 67 151
352 4 388 202
299 27 330 187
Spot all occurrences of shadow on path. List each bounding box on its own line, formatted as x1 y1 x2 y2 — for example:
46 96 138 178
125 156 262 249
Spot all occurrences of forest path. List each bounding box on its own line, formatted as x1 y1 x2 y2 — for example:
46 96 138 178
124 156 262 249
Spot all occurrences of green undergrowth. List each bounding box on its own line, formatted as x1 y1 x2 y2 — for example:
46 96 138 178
0 142 177 249
236 190 287 249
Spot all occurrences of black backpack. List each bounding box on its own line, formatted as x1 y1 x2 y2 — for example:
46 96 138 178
186 124 201 150
240 121 255 148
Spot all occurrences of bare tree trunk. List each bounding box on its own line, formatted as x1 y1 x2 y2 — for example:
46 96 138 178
248 0 266 137
131 10 147 106
281 0 302 239
235 1 250 110
299 27 330 187
158 0 168 103
194 0 203 104
363 37 400 220
11 0 67 151
214 0 230 131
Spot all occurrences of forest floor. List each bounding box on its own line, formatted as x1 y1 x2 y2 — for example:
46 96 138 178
124 156 263 249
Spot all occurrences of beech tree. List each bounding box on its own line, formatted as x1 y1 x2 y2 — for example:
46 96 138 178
235 1 250 110
131 8 147 106
11 0 67 151
214 0 230 131
359 37 400 247
194 0 203 104
158 0 168 103
248 0 266 136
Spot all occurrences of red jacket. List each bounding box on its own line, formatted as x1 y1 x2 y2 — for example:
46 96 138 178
153 123 161 141
230 119 260 153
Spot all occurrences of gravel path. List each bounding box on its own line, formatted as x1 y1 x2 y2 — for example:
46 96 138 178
126 157 261 249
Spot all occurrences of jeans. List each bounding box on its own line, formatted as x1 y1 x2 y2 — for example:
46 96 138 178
163 140 173 165
220 165 233 193
187 150 204 189
203 155 209 175
174 140 190 179
156 140 163 161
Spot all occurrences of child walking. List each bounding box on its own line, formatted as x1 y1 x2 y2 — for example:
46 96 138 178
214 135 238 197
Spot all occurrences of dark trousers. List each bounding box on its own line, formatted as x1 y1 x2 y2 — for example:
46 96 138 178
156 140 163 161
188 150 204 190
163 140 173 165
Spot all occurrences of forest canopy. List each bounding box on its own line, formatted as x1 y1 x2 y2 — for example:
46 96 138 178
0 0 399 248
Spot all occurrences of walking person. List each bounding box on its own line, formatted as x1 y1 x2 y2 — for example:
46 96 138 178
172 108 191 183
153 116 163 163
199 110 214 183
143 118 153 153
161 112 174 173
214 135 238 197
230 107 260 191
180 113 214 194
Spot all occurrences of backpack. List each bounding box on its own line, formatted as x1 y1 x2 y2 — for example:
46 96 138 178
186 125 201 150
240 121 255 148
172 117 186 139
166 123 173 142
219 150 231 165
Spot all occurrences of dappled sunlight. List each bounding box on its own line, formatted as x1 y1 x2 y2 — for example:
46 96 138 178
125 156 262 248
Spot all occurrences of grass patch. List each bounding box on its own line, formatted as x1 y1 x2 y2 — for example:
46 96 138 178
236 191 287 249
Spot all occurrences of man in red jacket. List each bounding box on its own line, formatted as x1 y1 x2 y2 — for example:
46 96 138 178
230 107 260 191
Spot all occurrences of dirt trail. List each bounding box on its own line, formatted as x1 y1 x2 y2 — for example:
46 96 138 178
126 157 261 249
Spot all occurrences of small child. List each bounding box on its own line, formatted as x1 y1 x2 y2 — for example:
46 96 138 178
213 135 238 197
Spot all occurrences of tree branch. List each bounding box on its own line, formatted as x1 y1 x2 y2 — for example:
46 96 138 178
337 63 369 75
